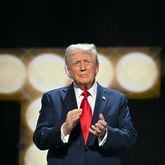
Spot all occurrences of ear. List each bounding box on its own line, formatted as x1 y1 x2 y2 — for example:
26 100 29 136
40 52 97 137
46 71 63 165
65 65 72 78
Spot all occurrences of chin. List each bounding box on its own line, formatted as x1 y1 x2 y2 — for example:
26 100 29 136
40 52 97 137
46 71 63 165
79 81 92 89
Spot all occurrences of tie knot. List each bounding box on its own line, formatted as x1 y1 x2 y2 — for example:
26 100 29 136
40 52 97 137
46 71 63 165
82 90 90 98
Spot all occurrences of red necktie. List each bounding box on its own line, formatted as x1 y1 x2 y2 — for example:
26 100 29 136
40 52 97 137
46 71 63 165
80 90 92 144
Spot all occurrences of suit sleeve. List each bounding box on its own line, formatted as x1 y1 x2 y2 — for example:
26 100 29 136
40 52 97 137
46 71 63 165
33 93 65 150
102 94 137 151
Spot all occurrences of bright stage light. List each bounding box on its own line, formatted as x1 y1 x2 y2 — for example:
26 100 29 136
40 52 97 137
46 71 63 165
27 53 70 93
25 97 41 131
24 144 47 165
0 54 26 94
116 52 159 92
97 54 114 87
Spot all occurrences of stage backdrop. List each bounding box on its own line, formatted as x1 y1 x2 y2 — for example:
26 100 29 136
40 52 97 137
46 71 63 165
0 47 163 165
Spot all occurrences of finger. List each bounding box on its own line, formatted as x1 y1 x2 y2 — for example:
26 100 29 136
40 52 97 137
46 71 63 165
75 109 82 117
95 123 104 130
99 113 105 120
72 108 82 114
99 114 108 127
90 125 101 135
69 109 82 117
89 127 97 135
98 120 107 127
90 125 103 137
92 125 102 133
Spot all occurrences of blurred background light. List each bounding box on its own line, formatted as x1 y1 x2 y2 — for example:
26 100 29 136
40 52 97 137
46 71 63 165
27 53 70 93
0 54 26 94
25 97 41 131
97 54 114 87
115 52 159 93
24 144 47 165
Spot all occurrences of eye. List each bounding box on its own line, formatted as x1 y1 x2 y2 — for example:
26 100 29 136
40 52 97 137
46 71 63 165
73 61 80 66
84 60 91 64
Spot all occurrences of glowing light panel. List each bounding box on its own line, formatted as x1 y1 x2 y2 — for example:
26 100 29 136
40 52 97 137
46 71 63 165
27 53 69 92
97 54 114 87
0 54 26 94
24 144 47 165
116 52 158 92
25 97 41 131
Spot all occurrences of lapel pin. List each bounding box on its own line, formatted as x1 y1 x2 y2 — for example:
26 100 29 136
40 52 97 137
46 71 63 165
102 96 106 100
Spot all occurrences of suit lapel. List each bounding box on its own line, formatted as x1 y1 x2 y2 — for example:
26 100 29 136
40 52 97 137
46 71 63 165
62 83 78 111
87 83 110 145
60 83 78 123
92 83 109 124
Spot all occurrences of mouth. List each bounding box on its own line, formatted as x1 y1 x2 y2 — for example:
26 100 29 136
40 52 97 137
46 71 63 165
80 74 88 77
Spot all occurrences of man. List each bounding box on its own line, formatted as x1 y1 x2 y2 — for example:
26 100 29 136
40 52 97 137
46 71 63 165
33 43 137 165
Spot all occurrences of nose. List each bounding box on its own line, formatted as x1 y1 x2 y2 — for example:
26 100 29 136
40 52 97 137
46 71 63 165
80 61 86 71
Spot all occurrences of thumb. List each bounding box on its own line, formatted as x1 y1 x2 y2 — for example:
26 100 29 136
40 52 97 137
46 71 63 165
99 113 105 120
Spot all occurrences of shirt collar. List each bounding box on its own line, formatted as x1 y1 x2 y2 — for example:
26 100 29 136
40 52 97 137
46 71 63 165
73 81 97 97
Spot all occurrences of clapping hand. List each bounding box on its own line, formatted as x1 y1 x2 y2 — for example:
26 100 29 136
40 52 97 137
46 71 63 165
89 114 107 138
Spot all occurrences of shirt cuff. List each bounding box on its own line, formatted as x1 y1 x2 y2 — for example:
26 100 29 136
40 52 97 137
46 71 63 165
61 123 70 143
98 128 108 146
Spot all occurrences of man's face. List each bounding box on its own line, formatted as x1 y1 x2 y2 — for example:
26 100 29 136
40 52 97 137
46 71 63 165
67 52 99 89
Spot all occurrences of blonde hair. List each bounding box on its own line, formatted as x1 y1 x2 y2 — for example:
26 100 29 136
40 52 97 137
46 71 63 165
64 43 99 66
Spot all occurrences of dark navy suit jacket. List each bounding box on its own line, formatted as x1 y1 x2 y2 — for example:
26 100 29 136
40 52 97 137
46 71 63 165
33 83 137 165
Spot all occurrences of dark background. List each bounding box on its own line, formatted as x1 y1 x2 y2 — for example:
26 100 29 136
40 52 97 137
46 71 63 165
0 1 165 165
